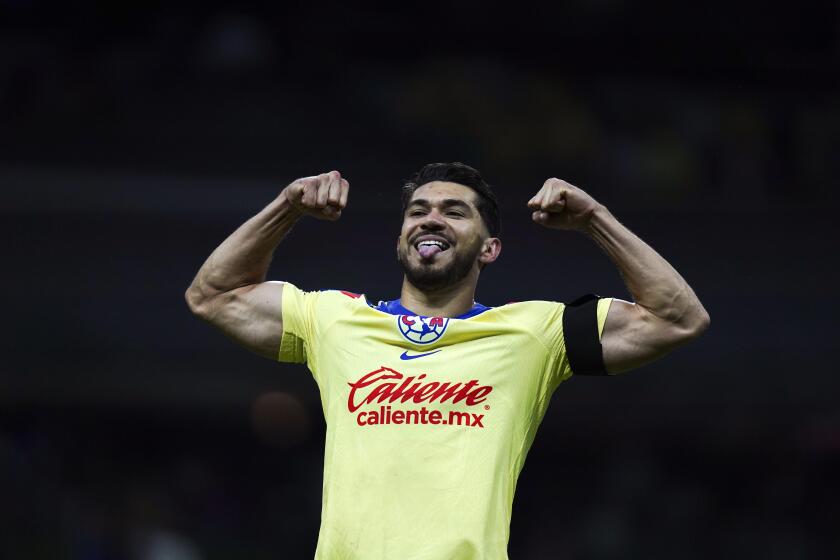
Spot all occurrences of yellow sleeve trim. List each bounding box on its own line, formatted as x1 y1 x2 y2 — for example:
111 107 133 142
596 297 613 341
277 281 307 363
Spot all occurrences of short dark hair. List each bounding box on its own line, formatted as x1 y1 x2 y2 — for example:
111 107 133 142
401 162 501 238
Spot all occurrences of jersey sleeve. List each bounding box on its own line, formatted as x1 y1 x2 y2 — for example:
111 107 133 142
277 281 317 364
596 297 612 339
276 281 361 384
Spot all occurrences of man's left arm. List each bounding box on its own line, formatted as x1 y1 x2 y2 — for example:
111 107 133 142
529 178 711 374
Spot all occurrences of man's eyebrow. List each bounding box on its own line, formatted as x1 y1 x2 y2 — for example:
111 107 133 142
407 198 473 210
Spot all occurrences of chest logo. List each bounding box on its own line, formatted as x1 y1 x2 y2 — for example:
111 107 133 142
397 315 449 345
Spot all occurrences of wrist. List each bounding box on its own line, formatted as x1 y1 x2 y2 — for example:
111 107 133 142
275 188 305 221
582 204 612 236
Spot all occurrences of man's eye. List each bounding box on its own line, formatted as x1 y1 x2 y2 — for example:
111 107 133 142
409 211 425 216
447 212 464 217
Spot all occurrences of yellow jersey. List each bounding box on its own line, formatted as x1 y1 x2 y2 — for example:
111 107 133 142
278 281 612 560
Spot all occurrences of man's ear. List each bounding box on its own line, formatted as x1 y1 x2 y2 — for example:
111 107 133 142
478 238 502 266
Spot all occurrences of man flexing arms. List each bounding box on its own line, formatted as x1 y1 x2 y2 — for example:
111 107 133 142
185 163 709 559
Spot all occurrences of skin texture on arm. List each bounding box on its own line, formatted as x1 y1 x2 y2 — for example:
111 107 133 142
184 171 349 360
528 178 710 374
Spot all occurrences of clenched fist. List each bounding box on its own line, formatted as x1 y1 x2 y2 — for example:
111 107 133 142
284 170 349 221
527 178 602 231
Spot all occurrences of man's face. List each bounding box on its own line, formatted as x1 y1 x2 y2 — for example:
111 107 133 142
397 181 496 292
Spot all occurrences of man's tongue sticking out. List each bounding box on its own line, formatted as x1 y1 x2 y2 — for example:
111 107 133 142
418 244 443 259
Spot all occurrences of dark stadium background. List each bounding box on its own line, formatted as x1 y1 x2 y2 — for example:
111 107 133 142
2 1 838 558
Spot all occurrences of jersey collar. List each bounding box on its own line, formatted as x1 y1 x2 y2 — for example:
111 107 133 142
371 298 490 320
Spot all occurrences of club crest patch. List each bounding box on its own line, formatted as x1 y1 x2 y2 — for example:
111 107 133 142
397 315 449 345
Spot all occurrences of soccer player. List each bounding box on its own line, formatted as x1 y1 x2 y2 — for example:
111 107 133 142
185 162 709 559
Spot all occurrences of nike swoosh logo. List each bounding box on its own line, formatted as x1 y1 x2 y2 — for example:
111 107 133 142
400 350 441 360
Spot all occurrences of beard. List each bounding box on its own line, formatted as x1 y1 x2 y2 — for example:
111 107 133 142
397 241 481 292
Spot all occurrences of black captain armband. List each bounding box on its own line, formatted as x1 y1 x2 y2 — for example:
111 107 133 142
562 294 608 376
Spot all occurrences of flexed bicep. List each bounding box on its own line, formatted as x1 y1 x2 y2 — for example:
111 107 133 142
600 298 697 374
185 169 351 361
195 281 285 361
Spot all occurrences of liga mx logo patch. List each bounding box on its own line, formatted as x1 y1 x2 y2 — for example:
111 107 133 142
397 315 449 345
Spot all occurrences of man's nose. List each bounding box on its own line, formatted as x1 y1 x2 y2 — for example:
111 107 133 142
419 210 446 229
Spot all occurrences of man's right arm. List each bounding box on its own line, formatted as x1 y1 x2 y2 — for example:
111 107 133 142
184 171 349 360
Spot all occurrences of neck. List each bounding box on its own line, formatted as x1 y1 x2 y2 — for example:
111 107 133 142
399 271 479 318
